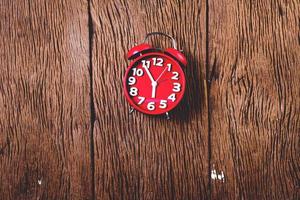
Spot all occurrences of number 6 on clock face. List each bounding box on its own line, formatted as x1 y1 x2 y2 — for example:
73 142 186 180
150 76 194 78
124 52 186 115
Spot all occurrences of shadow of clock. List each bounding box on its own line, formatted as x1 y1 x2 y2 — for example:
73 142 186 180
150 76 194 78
139 50 206 123
136 35 206 123
167 50 206 123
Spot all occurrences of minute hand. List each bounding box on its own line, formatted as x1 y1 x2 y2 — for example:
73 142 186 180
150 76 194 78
143 66 155 83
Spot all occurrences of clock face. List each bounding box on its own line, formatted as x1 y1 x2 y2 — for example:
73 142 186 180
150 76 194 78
123 53 186 115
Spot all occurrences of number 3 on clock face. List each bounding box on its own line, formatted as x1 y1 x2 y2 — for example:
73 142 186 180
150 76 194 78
124 53 186 115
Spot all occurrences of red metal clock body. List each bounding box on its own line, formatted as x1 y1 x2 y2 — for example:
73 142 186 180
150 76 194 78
123 32 187 115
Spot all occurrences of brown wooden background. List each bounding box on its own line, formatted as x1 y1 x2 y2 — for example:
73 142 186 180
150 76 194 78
0 0 299 199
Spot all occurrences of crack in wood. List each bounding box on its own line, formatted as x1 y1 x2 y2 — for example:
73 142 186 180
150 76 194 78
88 0 96 199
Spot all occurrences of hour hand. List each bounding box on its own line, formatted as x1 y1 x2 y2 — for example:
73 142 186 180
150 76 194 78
151 81 157 98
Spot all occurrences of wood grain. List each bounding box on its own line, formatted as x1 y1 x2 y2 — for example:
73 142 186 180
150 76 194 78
0 1 92 199
1 0 299 199
208 0 300 199
90 0 208 199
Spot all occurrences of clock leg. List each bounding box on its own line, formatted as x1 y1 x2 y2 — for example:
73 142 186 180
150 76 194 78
129 107 135 114
165 112 170 120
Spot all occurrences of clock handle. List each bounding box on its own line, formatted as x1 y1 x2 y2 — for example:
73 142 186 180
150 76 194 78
143 32 177 50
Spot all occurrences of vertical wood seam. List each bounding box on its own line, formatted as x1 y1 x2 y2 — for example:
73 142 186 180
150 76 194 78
205 0 212 199
88 0 96 199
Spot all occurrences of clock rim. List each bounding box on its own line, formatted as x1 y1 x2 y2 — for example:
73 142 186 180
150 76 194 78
123 52 186 115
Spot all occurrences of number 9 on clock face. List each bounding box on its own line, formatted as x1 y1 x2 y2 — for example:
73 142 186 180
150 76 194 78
123 53 186 115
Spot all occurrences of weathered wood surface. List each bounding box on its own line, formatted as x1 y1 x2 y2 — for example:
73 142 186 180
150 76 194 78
209 0 300 199
0 1 92 199
90 0 208 199
1 0 299 199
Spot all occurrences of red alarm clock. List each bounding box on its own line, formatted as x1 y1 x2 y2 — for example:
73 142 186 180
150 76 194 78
123 32 187 116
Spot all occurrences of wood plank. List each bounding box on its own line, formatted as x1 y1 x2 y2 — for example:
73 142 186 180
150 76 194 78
208 0 300 199
90 0 208 199
0 1 92 199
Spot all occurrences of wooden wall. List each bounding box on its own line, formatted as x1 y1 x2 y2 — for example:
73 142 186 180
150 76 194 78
0 0 299 199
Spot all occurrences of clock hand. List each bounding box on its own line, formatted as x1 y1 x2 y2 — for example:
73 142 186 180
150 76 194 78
142 65 155 83
142 65 158 98
155 66 168 82
151 81 157 98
